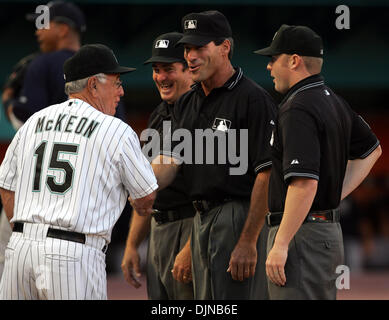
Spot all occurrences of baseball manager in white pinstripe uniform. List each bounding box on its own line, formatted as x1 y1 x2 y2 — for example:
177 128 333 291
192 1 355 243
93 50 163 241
0 44 158 300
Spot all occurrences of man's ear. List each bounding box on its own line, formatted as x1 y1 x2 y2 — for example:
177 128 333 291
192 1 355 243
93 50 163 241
289 54 302 71
221 39 231 58
56 22 70 38
88 77 98 95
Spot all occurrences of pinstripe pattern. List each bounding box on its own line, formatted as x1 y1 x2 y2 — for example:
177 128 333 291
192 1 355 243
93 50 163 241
0 99 158 300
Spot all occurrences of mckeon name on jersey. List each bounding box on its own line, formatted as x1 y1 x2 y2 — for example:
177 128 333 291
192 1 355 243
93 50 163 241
0 98 158 243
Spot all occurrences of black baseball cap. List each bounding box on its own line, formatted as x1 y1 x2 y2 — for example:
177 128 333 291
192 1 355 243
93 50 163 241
63 44 136 83
254 24 323 58
144 32 186 65
26 1 86 33
176 10 232 47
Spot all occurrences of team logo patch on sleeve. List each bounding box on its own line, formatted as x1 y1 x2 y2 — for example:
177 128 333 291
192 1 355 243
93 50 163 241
212 118 231 132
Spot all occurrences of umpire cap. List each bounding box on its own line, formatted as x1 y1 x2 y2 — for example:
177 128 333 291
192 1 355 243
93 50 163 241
26 0 87 33
254 24 323 58
144 32 186 65
63 44 136 83
176 10 232 47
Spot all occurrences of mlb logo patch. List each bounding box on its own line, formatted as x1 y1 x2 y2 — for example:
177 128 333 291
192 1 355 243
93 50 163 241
212 118 231 132
184 20 197 29
155 40 169 48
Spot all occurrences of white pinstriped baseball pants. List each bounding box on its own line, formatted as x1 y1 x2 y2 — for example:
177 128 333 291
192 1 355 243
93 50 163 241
0 222 107 300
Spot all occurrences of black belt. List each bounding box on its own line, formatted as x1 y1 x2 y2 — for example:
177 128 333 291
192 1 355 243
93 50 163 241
13 222 108 253
152 204 196 225
192 199 233 214
266 208 340 227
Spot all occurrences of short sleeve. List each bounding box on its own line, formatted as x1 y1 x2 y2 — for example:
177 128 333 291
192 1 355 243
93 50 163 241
349 112 379 159
118 128 158 199
248 91 276 174
280 107 321 182
0 128 22 191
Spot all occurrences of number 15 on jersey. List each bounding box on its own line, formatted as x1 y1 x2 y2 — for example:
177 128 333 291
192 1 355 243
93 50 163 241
33 141 79 195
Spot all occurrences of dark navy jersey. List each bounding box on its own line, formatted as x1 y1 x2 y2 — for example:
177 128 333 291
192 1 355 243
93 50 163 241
12 49 76 122
11 49 127 123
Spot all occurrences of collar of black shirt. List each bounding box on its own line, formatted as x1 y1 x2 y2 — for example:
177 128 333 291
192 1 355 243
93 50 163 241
280 74 324 106
191 67 244 92
156 100 174 118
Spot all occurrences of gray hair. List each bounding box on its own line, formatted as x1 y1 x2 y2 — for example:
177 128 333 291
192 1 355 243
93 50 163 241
65 73 107 95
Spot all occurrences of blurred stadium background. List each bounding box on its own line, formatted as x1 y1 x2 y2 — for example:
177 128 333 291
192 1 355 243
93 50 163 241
0 0 388 299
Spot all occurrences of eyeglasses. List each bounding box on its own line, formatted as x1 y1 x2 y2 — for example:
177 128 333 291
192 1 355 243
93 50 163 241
112 79 123 89
95 75 123 89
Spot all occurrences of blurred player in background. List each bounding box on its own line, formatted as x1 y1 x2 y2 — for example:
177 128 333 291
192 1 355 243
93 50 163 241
0 0 87 279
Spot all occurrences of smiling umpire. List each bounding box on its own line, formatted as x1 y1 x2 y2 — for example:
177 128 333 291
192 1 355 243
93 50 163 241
255 24 382 299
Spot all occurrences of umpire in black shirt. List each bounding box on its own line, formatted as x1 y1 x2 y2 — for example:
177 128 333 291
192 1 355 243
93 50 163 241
152 11 276 299
255 24 382 299
122 32 195 299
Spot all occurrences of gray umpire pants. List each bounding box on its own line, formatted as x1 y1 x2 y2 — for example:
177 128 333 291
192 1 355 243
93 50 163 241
147 217 194 300
191 200 268 300
267 222 344 300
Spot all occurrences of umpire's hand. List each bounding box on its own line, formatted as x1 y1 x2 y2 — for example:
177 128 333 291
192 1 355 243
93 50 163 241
121 246 142 288
172 244 192 284
265 244 287 287
227 240 257 281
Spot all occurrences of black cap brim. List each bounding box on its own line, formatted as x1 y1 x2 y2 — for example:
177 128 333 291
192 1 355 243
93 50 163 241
143 56 185 65
106 66 136 74
25 13 38 21
175 34 214 47
254 46 281 57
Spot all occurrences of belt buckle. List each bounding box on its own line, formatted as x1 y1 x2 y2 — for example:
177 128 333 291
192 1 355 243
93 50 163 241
152 209 164 225
266 213 271 226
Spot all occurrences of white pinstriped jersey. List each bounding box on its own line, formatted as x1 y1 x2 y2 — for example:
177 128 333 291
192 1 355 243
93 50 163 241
0 98 158 243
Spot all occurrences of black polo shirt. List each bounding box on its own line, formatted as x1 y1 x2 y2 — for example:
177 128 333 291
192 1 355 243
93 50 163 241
163 67 277 200
144 101 193 210
268 74 380 212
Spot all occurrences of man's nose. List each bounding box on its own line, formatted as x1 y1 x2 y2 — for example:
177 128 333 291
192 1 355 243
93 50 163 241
185 48 197 62
156 71 168 82
118 86 124 96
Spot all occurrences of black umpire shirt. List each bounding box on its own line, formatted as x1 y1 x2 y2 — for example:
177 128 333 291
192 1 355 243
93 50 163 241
145 101 193 210
164 67 277 200
268 74 380 213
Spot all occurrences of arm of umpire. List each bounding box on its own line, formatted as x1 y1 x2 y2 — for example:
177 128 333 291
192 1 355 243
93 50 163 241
121 211 151 288
0 188 15 229
266 177 318 286
227 168 271 281
341 144 382 200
